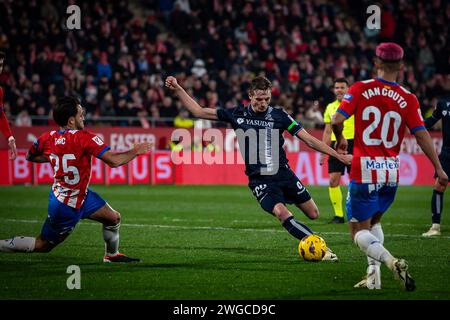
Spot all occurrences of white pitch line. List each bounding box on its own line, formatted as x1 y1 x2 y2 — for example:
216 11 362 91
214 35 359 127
2 218 449 239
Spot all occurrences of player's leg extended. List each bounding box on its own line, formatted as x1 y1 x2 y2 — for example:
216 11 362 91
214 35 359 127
89 203 121 256
294 199 339 262
423 178 447 237
273 203 314 239
328 171 345 224
348 183 393 266
278 176 338 261
84 190 139 263
248 180 338 259
367 215 383 289
1 192 77 253
0 234 61 253
349 183 415 291
249 181 314 238
353 213 383 289
351 219 405 284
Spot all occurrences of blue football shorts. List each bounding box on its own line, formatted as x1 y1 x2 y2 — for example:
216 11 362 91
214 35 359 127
41 189 106 244
346 181 398 222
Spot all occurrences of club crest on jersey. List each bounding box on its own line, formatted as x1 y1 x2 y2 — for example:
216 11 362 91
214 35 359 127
92 136 104 146
237 118 244 124
343 93 353 101
55 137 66 145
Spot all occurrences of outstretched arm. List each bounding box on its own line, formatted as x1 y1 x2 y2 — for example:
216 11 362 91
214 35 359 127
414 129 448 189
100 142 152 168
319 124 332 165
296 129 351 165
165 76 218 120
26 152 49 163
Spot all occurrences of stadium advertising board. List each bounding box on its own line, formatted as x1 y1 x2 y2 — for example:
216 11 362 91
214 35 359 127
0 127 440 186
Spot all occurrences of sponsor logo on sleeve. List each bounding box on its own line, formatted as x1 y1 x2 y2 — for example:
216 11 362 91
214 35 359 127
92 136 104 146
343 93 353 101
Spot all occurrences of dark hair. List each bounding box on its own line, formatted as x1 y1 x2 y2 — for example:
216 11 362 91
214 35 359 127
53 96 80 126
249 76 272 94
334 78 349 85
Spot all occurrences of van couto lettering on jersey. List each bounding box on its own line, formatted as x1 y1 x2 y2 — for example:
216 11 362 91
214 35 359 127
55 137 66 145
364 157 399 170
237 118 274 128
361 87 407 108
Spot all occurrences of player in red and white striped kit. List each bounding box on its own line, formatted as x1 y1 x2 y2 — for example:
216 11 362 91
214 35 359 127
0 51 17 160
332 43 448 291
0 96 151 262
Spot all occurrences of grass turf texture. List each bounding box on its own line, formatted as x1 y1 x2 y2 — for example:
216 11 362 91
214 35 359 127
0 185 449 300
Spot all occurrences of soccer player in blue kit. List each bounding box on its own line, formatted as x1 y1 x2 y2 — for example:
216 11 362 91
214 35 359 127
165 75 352 261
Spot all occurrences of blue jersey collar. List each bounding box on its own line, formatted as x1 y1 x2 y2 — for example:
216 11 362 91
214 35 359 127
376 77 398 86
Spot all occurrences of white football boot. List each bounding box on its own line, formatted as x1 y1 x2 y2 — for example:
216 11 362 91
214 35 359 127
422 224 441 237
366 265 381 289
322 247 338 262
390 258 416 291
354 265 381 289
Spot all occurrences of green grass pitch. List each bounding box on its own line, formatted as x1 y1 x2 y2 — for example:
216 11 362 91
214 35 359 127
0 185 449 300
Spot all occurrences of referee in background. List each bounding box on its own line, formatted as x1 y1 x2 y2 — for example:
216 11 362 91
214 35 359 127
320 78 354 224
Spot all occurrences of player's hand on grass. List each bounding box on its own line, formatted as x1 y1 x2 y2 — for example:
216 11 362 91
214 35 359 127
436 168 449 188
133 142 152 155
165 76 181 91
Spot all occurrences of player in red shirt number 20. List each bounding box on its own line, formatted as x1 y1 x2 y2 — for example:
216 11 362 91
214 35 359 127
331 43 448 291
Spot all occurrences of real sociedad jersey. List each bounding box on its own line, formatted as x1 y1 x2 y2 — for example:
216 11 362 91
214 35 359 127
425 96 450 150
337 78 425 184
28 129 110 208
217 105 303 177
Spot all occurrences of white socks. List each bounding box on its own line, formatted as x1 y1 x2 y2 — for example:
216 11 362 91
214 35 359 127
0 236 36 253
103 223 120 256
367 223 383 267
354 229 394 268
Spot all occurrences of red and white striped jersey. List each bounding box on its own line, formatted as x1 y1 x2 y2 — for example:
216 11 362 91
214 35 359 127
28 129 110 208
337 78 425 184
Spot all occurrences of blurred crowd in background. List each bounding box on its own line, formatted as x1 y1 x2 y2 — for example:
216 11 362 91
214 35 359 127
0 0 449 129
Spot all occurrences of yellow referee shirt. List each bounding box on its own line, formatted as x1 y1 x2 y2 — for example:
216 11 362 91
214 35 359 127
323 100 355 141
